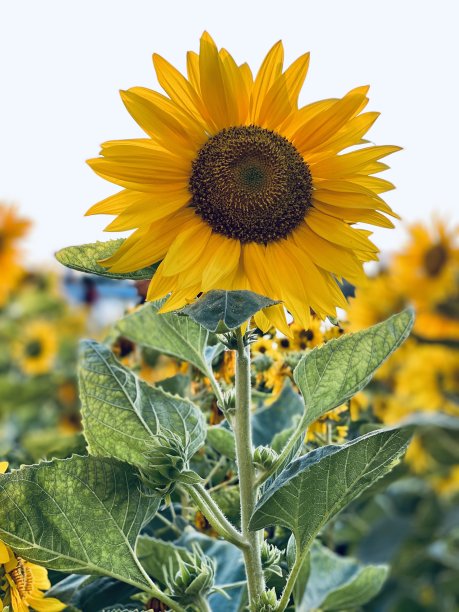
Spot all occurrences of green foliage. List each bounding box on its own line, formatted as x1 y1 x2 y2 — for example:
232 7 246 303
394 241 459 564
79 340 205 480
295 541 388 610
55 240 158 279
116 302 212 375
207 425 236 460
0 456 160 589
177 290 278 332
294 309 414 427
249 427 412 550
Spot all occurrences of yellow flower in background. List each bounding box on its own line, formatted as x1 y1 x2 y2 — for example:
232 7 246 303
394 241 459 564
13 321 58 376
87 32 399 333
0 206 31 306
394 344 459 417
346 272 404 332
391 218 459 309
432 466 459 497
0 464 64 612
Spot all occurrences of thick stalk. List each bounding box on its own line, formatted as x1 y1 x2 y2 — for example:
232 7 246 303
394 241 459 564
234 327 265 604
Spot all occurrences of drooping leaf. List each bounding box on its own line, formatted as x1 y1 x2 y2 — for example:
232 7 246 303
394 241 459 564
47 575 137 609
79 340 205 469
116 302 211 375
55 240 158 279
297 541 388 611
249 427 412 550
252 381 303 448
177 290 279 332
0 456 160 590
294 309 414 427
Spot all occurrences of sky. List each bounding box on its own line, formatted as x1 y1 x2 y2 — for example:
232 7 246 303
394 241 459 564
1 0 458 264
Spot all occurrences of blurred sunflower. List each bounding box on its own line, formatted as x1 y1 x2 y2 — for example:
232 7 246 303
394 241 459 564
0 464 65 612
13 321 58 376
87 32 399 332
391 218 459 309
0 205 31 306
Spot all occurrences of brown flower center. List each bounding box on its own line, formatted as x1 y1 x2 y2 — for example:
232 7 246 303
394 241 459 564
424 243 448 277
189 125 312 243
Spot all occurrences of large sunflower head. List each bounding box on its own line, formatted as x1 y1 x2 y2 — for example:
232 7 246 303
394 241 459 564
86 33 400 333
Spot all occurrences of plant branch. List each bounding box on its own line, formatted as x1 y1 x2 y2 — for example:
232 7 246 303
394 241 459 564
185 483 247 549
276 541 305 612
234 327 265 604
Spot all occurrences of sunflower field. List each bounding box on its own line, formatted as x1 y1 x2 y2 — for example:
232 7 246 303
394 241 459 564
1 31 458 612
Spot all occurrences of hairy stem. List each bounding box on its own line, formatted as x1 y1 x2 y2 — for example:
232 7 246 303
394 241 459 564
186 483 246 549
277 543 305 612
234 327 265 604
206 365 225 408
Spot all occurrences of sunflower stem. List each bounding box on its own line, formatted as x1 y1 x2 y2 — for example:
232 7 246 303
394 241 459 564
233 326 265 605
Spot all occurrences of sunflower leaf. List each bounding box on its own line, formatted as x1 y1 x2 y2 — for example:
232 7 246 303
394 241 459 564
296 541 388 611
294 309 414 427
79 340 206 469
249 427 412 550
177 290 279 332
0 455 160 590
136 536 193 587
116 302 211 375
55 239 158 280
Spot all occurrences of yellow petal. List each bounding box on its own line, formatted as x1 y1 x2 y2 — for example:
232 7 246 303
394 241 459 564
310 145 401 178
306 208 378 252
201 236 241 290
161 218 212 276
313 201 396 228
250 40 284 122
104 191 190 231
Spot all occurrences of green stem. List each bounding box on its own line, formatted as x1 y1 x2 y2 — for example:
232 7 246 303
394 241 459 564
206 365 225 408
186 483 247 549
146 585 186 612
277 545 305 612
196 595 212 612
234 327 265 605
256 412 308 487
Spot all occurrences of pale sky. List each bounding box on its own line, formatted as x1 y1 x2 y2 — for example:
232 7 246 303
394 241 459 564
1 0 458 264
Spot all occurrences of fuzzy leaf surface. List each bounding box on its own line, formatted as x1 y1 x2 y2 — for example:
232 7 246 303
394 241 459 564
79 340 205 468
137 536 193 585
249 427 411 549
116 302 211 375
177 290 279 332
297 541 388 610
294 309 414 427
56 240 158 279
0 456 159 589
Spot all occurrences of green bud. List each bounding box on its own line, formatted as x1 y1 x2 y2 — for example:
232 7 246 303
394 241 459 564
140 428 200 494
250 587 278 612
261 541 282 568
165 544 216 605
252 353 274 372
253 445 278 470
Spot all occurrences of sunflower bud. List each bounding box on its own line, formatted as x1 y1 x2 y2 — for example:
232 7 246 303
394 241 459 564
165 545 216 606
250 587 278 612
253 445 278 471
261 541 283 577
140 429 200 494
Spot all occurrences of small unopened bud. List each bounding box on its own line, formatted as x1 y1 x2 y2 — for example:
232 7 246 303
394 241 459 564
261 541 282 568
250 587 278 612
165 544 215 605
140 429 200 494
253 445 278 470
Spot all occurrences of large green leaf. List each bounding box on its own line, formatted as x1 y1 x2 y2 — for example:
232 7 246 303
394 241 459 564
79 340 205 469
297 541 388 611
55 240 158 280
177 290 279 332
294 309 414 427
116 302 211 375
0 456 160 590
249 427 411 550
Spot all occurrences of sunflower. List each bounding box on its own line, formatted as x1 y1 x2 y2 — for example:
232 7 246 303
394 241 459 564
13 321 58 376
86 32 400 332
0 464 65 612
391 218 459 309
0 205 31 306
